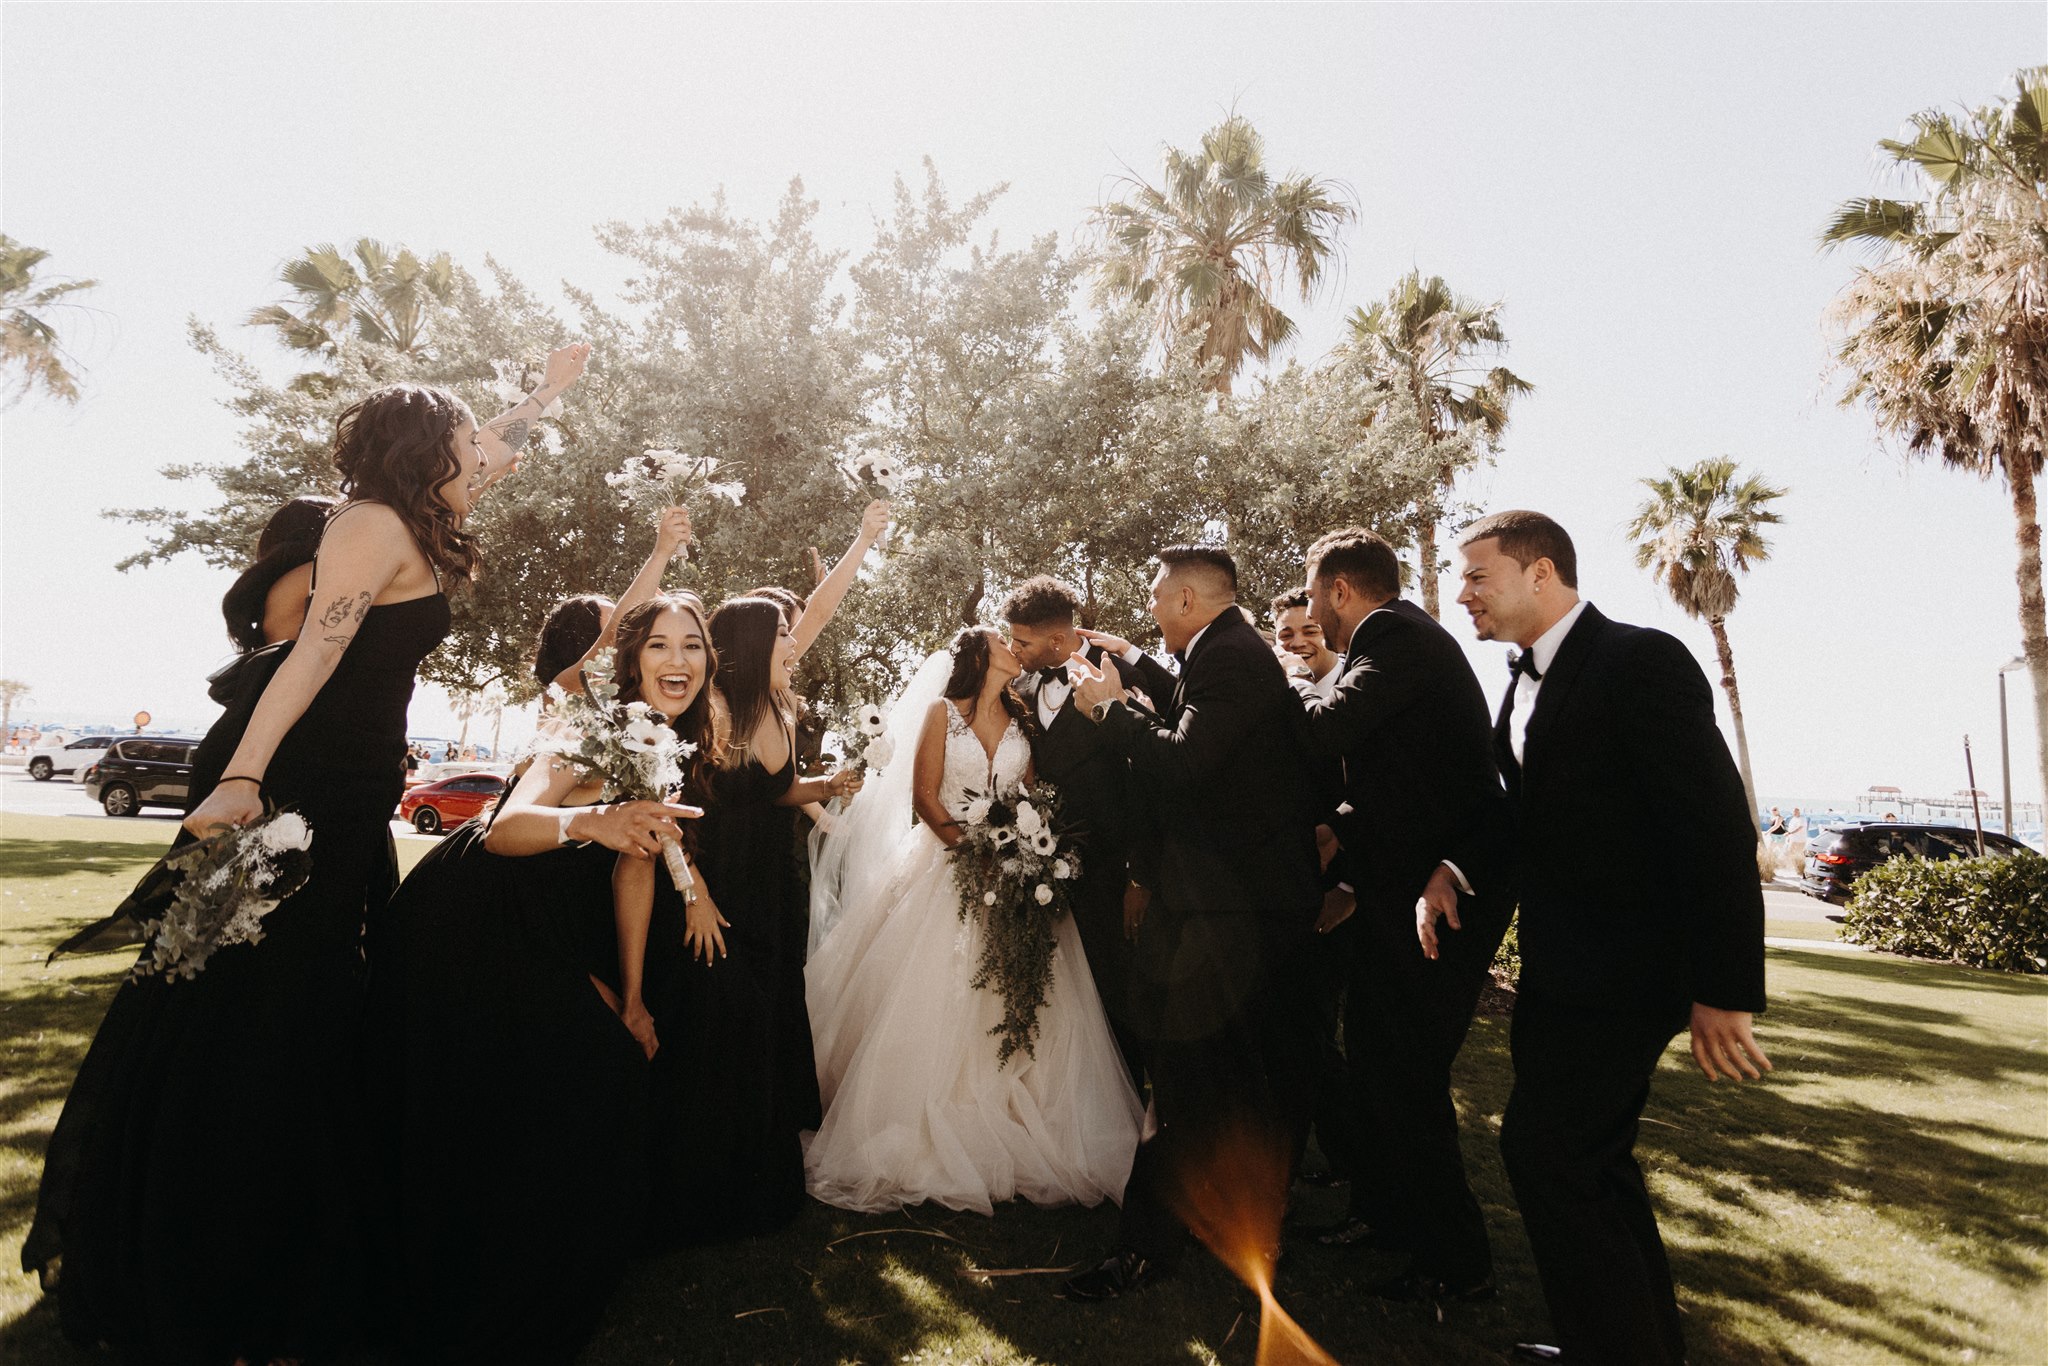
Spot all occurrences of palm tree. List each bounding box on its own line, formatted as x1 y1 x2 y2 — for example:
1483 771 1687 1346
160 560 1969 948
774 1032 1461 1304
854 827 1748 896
1091 115 1353 394
0 679 31 743
1342 270 1532 618
246 238 455 356
0 236 97 404
1628 458 1785 828
1823 66 2048 799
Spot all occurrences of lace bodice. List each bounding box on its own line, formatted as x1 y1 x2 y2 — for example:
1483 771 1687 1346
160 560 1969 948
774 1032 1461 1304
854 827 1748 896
940 702 1031 812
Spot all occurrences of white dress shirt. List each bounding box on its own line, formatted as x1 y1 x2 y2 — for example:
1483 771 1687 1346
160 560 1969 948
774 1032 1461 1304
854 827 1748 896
1509 599 1590 766
1036 673 1071 730
1308 658 1341 699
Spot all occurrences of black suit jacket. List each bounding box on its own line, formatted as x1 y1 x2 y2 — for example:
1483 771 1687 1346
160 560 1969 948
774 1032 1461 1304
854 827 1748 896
1097 611 1323 1036
1298 599 1511 911
1015 644 1143 874
1498 605 1765 1016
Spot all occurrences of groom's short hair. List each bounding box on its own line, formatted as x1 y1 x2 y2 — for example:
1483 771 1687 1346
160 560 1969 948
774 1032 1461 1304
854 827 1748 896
1001 576 1082 628
1458 510 1578 589
1158 545 1237 598
1306 528 1400 602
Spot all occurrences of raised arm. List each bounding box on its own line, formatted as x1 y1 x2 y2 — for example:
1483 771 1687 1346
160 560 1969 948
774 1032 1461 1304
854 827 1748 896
473 342 592 476
588 507 691 662
792 500 889 658
909 701 961 847
182 505 411 836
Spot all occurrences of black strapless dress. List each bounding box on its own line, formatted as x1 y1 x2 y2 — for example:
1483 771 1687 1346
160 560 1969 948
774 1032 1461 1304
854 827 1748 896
23 592 448 1365
366 806 650 1366
645 754 822 1244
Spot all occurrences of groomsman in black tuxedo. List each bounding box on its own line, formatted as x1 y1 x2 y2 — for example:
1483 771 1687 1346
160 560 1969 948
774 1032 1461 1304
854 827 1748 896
1000 575 1148 1086
1291 527 1515 1303
1451 510 1771 1365
1059 546 1322 1301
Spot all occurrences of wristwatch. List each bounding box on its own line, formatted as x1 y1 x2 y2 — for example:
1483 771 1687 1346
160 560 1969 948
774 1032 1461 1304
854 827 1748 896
1090 697 1116 723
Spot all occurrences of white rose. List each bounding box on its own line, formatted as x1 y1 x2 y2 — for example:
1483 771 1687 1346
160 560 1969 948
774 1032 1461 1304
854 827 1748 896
625 701 652 719
960 797 992 826
1034 883 1054 906
865 734 896 770
258 812 313 853
1015 802 1043 837
983 891 997 906
1052 858 1073 880
706 480 746 507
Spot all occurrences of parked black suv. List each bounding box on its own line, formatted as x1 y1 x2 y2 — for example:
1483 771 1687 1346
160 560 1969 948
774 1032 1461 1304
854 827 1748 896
81 737 204 817
1802 821 2035 903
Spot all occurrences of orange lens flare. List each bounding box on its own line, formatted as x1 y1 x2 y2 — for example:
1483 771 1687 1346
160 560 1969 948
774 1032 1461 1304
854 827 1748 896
1163 1116 1340 1366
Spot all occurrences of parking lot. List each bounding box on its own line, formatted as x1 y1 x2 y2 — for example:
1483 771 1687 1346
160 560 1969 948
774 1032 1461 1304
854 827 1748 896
0 765 432 842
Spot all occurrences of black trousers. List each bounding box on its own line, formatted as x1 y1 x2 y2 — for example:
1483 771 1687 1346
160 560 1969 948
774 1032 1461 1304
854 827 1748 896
1068 858 1146 1091
1345 886 1510 1283
1501 992 1689 1366
1301 913 1363 1182
1117 924 1317 1262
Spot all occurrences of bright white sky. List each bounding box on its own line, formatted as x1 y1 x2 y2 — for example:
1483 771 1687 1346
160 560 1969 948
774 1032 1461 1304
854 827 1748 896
1 3 2041 808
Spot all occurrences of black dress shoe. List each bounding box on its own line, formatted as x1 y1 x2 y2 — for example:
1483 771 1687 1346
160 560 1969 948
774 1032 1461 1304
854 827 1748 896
1059 1251 1156 1302
1369 1270 1497 1304
1510 1344 1565 1363
1308 1215 1404 1250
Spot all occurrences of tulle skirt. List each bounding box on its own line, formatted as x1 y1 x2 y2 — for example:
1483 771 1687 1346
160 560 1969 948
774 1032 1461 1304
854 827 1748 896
803 828 1143 1215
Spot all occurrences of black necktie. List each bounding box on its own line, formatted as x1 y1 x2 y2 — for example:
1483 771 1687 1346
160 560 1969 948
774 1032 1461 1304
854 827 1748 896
1510 649 1543 682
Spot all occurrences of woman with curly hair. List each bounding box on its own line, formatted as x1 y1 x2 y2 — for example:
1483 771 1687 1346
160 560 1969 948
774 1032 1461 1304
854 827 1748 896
24 344 590 1365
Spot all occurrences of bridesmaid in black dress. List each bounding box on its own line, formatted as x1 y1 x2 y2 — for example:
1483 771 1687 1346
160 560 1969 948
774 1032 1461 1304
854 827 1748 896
23 346 590 1365
371 590 714 1365
648 596 862 1243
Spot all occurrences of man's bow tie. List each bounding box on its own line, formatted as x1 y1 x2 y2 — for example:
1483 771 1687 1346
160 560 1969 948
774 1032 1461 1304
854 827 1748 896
1510 649 1544 682
1037 667 1068 685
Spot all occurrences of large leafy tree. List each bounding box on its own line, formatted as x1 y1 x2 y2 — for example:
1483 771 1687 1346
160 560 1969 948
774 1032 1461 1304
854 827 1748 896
0 235 97 405
246 238 456 356
1628 458 1786 826
1824 66 2048 798
1341 269 1531 619
1090 115 1353 395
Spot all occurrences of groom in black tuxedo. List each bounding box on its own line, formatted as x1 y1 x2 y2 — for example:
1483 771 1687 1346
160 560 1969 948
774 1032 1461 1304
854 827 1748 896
1452 510 1771 1365
1292 527 1514 1303
1001 575 1148 1086
1060 546 1322 1301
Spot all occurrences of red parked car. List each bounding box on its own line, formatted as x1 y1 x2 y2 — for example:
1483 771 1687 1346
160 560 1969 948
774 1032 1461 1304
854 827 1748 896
398 772 507 835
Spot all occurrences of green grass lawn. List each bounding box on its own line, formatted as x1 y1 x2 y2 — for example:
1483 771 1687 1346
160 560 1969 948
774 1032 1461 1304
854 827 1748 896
2 810 2044 1364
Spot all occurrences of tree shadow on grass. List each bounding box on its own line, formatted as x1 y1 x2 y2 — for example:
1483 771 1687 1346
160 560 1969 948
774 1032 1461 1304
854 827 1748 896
0 839 166 883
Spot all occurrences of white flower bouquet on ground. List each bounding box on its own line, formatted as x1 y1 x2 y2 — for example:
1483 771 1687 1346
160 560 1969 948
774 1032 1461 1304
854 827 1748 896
131 809 316 981
947 779 1082 1066
540 648 698 892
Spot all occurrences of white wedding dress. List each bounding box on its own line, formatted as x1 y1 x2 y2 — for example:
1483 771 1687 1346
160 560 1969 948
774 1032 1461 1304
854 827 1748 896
803 664 1143 1215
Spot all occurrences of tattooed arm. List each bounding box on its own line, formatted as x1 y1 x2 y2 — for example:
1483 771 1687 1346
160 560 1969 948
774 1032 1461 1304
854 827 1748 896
472 342 592 479
181 504 413 836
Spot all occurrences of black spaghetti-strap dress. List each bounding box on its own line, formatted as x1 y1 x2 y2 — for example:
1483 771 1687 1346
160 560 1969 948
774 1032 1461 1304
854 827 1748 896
366 784 653 1365
23 587 447 1365
645 746 821 1244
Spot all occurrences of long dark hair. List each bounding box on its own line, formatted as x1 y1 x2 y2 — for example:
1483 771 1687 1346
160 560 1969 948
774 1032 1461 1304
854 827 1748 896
610 594 717 806
942 626 1030 730
332 384 481 585
533 594 611 689
220 495 338 651
707 597 792 767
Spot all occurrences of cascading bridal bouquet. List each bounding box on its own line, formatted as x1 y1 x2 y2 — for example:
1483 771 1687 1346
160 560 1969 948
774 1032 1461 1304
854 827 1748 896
947 779 1083 1066
605 448 746 518
130 808 316 980
541 648 699 893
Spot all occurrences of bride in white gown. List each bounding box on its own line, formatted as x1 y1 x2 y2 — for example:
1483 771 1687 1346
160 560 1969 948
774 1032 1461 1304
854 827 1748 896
804 627 1143 1214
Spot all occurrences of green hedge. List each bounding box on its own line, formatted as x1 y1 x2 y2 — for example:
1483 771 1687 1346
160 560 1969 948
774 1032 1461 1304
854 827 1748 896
1841 852 2048 973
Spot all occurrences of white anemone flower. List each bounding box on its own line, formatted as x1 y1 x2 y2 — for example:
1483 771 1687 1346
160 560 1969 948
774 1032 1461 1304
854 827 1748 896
621 718 669 753
1029 829 1057 857
991 826 1017 848
856 703 887 737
